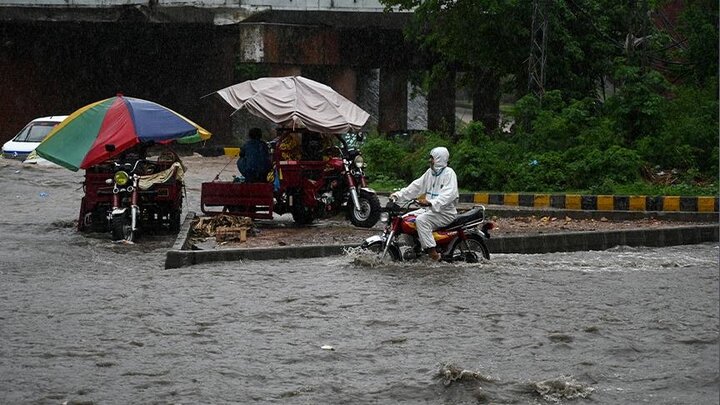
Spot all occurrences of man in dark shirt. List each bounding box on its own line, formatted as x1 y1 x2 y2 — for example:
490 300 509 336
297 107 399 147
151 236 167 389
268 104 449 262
237 128 271 182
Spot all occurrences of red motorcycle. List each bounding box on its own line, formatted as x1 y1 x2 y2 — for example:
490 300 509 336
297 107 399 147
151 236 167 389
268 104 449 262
361 200 494 262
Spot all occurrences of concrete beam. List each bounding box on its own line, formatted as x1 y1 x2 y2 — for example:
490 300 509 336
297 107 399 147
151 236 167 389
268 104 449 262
0 5 259 24
0 4 411 27
239 23 341 65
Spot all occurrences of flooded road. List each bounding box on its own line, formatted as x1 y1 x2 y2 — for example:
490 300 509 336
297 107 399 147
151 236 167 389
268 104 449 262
1 157 718 404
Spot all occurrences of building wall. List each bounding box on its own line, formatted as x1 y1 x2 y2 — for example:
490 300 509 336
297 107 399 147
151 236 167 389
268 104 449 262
0 21 237 144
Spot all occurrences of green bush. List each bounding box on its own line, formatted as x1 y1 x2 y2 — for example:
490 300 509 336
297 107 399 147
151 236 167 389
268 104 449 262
361 81 713 197
360 135 409 185
453 137 522 192
636 79 719 176
604 64 669 144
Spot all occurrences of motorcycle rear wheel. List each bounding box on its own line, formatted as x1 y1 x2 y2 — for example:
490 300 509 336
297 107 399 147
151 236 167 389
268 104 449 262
448 234 490 263
111 213 136 242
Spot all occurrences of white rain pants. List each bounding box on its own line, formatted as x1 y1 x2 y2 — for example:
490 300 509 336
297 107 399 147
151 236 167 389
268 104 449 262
411 208 456 250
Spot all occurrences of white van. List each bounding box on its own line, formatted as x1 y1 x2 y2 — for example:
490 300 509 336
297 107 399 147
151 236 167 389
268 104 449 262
2 115 68 160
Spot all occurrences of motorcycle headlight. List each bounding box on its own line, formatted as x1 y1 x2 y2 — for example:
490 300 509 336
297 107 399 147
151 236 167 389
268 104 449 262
353 155 365 168
114 171 130 186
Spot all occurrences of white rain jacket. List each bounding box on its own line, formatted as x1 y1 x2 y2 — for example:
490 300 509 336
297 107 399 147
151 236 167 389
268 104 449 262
393 147 459 215
392 147 459 249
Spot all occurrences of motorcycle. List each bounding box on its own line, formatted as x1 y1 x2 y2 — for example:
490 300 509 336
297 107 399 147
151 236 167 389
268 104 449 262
361 199 494 262
200 130 382 228
78 147 185 242
277 131 381 227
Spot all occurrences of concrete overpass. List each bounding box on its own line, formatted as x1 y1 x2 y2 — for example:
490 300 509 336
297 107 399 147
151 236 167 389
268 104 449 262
0 1 457 145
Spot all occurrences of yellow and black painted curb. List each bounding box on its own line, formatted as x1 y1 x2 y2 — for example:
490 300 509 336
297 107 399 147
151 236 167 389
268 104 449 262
461 193 719 213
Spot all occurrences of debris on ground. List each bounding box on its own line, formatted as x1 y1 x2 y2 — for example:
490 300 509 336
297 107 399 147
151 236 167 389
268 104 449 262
191 214 254 239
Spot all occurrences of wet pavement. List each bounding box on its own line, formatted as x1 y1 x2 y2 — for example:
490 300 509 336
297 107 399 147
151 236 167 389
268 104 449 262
1 156 718 404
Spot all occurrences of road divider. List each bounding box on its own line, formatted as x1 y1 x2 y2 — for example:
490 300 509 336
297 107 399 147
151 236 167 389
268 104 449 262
462 193 719 213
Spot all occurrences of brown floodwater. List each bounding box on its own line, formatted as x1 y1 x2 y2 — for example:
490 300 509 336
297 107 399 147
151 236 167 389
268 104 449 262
0 156 717 404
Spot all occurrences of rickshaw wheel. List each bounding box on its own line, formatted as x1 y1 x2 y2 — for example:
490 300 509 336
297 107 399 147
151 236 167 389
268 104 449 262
169 209 182 234
291 200 315 225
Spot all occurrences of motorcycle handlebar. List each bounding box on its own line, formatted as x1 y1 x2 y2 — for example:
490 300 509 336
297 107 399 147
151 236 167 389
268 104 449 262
384 198 422 213
114 159 146 173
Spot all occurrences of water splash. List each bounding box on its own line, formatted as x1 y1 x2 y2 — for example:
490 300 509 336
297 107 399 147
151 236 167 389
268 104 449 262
344 246 416 268
436 363 494 387
344 246 487 270
531 375 594 402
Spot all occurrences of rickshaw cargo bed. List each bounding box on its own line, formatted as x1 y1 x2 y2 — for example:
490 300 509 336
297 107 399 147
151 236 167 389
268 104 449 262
200 181 274 219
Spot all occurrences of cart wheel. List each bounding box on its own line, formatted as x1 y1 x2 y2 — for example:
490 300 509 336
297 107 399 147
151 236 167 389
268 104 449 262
291 201 315 225
169 209 182 233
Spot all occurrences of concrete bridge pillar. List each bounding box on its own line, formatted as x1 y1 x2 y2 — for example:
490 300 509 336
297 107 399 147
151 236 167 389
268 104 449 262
328 67 357 102
427 69 456 135
378 68 408 133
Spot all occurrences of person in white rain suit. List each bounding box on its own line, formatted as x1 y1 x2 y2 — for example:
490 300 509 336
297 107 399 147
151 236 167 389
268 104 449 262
390 146 459 261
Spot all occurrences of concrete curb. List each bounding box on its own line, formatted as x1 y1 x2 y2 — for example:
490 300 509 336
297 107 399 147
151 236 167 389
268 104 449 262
488 225 718 254
165 212 718 269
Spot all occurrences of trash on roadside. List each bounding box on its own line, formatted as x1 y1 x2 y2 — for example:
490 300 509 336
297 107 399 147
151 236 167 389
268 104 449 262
191 214 254 239
215 226 250 243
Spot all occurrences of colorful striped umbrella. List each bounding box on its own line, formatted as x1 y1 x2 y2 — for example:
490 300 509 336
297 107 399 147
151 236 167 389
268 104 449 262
36 95 211 171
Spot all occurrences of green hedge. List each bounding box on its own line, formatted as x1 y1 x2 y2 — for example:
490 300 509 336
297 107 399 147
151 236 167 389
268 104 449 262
361 80 718 196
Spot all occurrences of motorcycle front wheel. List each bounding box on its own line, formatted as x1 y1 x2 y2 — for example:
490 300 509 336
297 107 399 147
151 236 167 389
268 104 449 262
363 241 401 262
111 212 136 242
349 190 381 228
448 234 490 263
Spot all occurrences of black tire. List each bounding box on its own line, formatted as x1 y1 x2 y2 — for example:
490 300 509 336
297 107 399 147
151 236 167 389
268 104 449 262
291 196 315 226
111 212 136 242
169 209 182 234
91 206 110 232
448 234 490 262
349 190 381 228
169 196 183 234
363 241 401 261
82 206 110 233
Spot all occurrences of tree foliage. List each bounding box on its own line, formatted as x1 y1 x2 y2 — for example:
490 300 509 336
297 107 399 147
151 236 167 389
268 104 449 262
370 0 718 194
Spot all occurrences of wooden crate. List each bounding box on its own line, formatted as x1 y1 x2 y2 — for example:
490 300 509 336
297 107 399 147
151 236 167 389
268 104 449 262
215 226 249 243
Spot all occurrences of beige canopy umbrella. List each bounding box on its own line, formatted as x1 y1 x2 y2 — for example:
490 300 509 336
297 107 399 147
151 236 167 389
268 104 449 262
210 76 370 134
